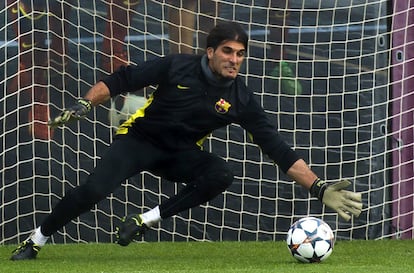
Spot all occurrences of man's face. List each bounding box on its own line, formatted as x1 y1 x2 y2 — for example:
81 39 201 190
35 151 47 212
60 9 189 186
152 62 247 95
207 40 246 80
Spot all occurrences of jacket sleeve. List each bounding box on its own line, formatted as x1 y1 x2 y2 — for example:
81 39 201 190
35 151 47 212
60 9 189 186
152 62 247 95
239 96 300 173
101 55 172 97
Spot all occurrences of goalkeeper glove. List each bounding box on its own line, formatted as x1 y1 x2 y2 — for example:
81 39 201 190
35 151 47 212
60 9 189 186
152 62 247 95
310 179 362 221
48 98 92 128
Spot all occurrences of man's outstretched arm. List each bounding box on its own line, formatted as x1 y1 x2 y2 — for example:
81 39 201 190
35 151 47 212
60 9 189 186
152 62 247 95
48 81 111 128
286 159 363 221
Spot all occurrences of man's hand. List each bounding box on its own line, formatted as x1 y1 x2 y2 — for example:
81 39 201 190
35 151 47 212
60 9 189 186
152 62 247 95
48 98 92 128
310 179 362 221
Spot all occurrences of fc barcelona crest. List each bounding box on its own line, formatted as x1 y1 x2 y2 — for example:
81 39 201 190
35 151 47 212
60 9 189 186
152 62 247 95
215 98 231 114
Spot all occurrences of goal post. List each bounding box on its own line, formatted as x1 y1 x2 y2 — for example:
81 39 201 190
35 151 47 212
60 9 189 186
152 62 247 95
0 0 412 244
391 0 414 239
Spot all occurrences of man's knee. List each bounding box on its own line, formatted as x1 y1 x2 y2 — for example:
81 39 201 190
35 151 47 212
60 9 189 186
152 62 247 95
216 167 234 190
198 165 234 195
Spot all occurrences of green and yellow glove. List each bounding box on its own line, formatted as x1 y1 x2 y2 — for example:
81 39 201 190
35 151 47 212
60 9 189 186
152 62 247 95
310 179 362 221
48 98 92 128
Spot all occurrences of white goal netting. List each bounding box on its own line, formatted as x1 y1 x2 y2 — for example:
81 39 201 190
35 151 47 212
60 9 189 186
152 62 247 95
1 0 413 244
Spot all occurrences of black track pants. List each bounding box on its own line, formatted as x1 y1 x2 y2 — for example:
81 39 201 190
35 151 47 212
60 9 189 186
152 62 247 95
41 135 233 236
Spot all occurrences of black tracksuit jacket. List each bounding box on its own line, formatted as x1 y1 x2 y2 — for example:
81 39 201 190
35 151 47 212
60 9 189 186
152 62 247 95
102 54 300 173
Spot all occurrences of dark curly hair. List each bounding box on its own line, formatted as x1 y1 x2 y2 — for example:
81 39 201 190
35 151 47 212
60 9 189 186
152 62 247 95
206 21 248 50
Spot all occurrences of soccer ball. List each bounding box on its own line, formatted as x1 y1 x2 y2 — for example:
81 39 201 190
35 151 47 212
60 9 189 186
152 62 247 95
286 217 334 263
109 93 147 130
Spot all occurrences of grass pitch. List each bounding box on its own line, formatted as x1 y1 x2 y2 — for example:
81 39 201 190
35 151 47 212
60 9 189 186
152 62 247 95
1 240 413 273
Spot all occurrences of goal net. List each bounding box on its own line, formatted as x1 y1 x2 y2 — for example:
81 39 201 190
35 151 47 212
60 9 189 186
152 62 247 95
1 0 412 244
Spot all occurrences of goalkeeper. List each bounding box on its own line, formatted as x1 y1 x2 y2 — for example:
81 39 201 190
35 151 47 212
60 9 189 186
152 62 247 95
11 21 363 261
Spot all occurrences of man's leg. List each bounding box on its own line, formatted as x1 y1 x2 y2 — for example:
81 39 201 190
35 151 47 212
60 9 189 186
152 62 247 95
11 136 159 260
42 136 159 236
116 149 234 246
158 151 233 219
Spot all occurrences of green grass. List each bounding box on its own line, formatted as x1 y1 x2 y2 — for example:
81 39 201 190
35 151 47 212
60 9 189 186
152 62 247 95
1 240 413 273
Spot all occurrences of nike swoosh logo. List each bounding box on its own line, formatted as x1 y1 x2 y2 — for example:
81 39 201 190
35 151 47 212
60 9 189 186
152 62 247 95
123 0 140 6
274 11 290 18
22 42 36 49
177 84 190 90
11 4 46 19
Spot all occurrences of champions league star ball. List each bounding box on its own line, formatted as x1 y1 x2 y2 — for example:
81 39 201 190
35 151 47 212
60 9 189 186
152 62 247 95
109 94 147 130
286 217 334 263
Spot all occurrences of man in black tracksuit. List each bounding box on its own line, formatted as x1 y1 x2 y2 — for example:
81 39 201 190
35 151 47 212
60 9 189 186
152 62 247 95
11 21 362 260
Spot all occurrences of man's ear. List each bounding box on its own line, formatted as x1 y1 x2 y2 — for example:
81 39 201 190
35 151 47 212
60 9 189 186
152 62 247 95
206 47 214 59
